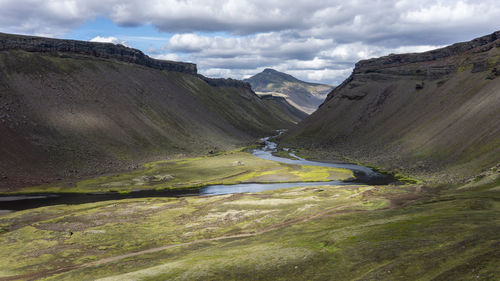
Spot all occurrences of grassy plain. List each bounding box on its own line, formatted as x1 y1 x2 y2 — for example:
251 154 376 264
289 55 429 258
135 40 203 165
0 173 498 280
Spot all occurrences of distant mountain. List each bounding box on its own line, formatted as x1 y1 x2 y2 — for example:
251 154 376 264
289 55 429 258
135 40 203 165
282 31 500 181
0 32 302 190
244 69 334 114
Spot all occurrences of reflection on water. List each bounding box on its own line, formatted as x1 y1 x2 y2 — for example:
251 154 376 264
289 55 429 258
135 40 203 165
200 181 350 196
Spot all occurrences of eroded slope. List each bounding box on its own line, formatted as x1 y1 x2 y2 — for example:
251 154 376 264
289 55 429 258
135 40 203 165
0 33 300 190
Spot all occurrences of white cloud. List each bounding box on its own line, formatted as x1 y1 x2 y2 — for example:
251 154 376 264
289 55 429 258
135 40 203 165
167 33 333 60
302 69 352 84
90 36 128 46
151 53 181 61
3 1 498 40
0 0 499 84
0 0 108 36
400 1 493 24
172 33 443 84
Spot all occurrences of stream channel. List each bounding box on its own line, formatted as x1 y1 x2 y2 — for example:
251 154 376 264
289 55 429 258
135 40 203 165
0 138 393 212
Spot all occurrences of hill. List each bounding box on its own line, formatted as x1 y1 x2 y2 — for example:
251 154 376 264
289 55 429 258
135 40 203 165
0 33 302 190
281 31 500 182
244 68 333 114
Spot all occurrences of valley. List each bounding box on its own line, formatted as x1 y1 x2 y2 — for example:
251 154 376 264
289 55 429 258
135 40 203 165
0 158 498 280
0 30 499 281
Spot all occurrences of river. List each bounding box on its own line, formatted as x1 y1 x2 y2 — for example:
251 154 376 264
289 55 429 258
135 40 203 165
0 138 392 212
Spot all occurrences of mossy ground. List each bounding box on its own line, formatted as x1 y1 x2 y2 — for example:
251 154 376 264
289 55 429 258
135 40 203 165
272 149 300 160
0 175 498 280
285 147 424 184
10 151 352 194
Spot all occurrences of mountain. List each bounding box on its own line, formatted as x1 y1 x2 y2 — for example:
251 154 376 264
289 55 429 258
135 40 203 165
244 68 334 114
0 32 302 190
281 31 500 182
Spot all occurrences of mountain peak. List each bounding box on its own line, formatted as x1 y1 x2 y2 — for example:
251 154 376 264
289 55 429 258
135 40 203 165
245 68 300 84
263 68 279 73
244 69 334 114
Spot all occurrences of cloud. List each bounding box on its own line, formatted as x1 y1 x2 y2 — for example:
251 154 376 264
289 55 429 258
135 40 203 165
167 33 333 60
166 33 442 84
0 0 499 84
90 36 128 46
108 0 318 34
2 1 498 40
0 0 107 36
151 53 181 61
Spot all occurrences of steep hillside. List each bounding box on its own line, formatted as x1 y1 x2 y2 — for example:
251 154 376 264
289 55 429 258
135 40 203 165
258 94 308 120
282 31 500 182
0 33 301 190
244 68 333 114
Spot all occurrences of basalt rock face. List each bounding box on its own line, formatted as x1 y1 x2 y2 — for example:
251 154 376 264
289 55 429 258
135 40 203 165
283 31 500 182
199 75 252 89
0 32 197 74
356 31 500 71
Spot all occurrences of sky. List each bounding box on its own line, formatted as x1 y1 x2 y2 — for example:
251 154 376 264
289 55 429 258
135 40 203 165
1 0 499 85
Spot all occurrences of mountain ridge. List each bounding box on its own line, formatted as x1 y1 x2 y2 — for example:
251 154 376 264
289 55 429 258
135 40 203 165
0 32 256 89
0 33 302 190
282 30 500 182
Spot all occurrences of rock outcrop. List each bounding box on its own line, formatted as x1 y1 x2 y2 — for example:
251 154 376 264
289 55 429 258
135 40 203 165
355 31 500 72
0 33 260 89
324 31 500 105
0 32 197 74
199 76 252 89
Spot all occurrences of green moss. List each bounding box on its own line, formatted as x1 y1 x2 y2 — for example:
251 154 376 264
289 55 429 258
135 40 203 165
457 63 473 73
2 178 499 280
39 180 499 280
394 173 421 184
1 142 498 281
488 55 500 68
15 151 352 193
272 149 299 160
0 50 82 75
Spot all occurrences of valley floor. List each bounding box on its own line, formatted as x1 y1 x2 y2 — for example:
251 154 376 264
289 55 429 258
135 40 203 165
7 150 352 194
0 152 499 280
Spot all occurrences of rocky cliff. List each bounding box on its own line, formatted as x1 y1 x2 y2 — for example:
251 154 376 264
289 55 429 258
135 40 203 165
355 31 500 71
283 31 500 182
0 32 256 90
0 32 197 74
200 76 252 89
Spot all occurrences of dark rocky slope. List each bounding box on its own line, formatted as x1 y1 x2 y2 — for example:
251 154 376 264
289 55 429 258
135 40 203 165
258 94 308 120
0 33 301 191
245 68 333 114
282 31 500 182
